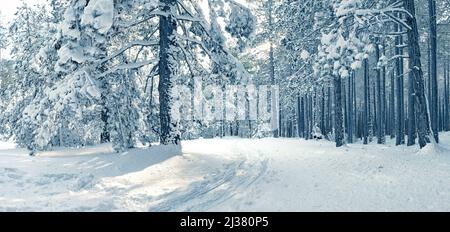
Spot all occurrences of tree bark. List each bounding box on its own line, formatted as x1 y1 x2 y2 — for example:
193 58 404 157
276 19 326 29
159 0 180 145
347 72 354 143
428 0 439 143
404 0 431 148
334 75 344 147
407 68 416 146
390 69 395 139
395 18 405 145
363 59 369 144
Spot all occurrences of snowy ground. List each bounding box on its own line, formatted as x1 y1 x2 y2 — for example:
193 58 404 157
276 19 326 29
1 134 450 212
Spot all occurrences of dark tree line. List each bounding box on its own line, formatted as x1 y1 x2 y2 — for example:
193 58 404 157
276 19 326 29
274 0 449 149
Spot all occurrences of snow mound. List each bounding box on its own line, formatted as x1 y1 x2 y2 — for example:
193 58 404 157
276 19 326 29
81 0 114 34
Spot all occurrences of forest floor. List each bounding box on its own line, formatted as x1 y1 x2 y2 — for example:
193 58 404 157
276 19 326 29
0 133 450 211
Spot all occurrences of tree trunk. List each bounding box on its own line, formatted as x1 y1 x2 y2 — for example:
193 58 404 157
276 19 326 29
267 0 278 138
407 68 416 146
395 19 405 145
376 44 384 144
428 0 439 143
327 87 332 137
334 75 344 147
321 88 326 136
347 72 354 143
353 71 357 140
428 0 439 142
404 0 431 148
363 59 369 144
382 43 387 141
444 59 448 131
373 83 377 141
390 69 395 139
368 77 373 142
343 80 348 136
159 0 180 145
297 95 304 138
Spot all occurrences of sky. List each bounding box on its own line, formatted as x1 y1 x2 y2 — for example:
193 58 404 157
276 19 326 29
0 0 45 24
0 0 44 59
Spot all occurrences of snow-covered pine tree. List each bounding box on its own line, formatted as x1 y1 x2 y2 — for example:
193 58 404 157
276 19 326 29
0 18 6 64
16 0 253 150
1 3 54 150
155 0 253 144
315 0 374 147
272 0 327 139
33 0 115 150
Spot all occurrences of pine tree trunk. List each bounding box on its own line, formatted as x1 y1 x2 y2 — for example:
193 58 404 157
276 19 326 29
306 95 310 139
321 88 326 136
407 69 416 146
353 71 357 139
309 95 313 139
303 96 307 138
334 75 344 147
297 95 303 138
444 60 447 131
373 83 377 141
159 0 180 145
390 69 395 139
439 100 442 132
428 41 432 110
347 72 354 143
376 44 384 144
444 59 448 131
363 59 369 144
382 42 387 142
327 87 332 138
343 80 348 136
395 21 405 145
428 0 439 143
404 0 431 148
270 44 278 138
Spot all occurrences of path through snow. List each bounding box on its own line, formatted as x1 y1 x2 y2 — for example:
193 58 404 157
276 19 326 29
0 135 450 211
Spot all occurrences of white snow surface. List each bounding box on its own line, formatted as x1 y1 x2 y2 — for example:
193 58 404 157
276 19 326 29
1 134 450 212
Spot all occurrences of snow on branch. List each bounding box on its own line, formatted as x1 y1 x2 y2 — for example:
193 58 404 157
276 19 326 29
336 0 412 31
99 40 159 64
99 59 158 78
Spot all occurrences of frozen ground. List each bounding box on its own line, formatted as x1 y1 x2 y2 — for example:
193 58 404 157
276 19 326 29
0 134 450 212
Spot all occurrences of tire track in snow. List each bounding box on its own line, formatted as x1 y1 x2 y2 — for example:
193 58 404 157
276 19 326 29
148 156 269 212
186 158 269 211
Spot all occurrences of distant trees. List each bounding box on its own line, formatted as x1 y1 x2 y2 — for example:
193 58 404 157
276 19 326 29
0 18 6 64
267 0 442 149
0 15 9 88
